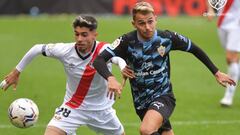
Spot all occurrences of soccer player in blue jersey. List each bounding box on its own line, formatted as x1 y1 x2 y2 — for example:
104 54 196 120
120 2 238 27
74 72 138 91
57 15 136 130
93 2 236 135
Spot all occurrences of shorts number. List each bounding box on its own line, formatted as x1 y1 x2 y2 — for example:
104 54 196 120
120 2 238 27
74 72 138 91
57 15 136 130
56 107 71 117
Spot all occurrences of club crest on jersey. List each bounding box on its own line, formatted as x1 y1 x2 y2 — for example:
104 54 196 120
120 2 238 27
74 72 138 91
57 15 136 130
110 37 122 49
208 0 227 10
158 45 165 57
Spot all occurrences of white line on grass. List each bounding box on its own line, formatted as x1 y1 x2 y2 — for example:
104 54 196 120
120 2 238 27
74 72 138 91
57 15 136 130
1 120 240 128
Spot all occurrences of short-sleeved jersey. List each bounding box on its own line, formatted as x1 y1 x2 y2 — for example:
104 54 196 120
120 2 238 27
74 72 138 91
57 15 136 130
105 30 193 110
42 41 114 111
217 0 240 30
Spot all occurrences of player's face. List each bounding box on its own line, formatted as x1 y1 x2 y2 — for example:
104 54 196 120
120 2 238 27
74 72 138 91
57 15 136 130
74 26 97 54
132 12 157 40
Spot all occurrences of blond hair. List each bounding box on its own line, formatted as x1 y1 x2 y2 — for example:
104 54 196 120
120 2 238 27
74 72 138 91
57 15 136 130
132 2 154 20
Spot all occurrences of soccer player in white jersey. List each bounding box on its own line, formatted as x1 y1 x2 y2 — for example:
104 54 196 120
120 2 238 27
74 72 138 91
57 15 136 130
207 0 240 106
0 15 126 135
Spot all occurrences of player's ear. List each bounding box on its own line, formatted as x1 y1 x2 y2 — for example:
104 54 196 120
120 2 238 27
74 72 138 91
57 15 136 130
131 20 136 28
93 32 98 40
95 32 98 37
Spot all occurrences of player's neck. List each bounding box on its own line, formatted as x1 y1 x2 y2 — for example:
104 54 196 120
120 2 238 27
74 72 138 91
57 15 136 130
76 43 95 56
137 32 151 42
77 48 91 55
137 30 156 42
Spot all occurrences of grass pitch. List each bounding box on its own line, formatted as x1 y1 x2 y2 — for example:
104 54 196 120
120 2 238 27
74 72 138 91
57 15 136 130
0 15 239 135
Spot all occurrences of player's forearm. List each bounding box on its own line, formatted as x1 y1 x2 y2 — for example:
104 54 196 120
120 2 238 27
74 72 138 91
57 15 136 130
188 43 219 75
111 57 127 71
16 45 43 72
93 55 113 80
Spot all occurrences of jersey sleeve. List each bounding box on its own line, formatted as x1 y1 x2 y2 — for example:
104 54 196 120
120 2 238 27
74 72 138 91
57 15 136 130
16 44 44 72
167 30 219 75
99 43 127 71
110 57 127 71
93 36 128 80
42 43 66 58
104 35 129 59
167 31 192 51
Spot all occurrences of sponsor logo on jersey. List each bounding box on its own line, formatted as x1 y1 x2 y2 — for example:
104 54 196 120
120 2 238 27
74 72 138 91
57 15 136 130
208 0 227 10
135 67 165 77
158 45 166 57
68 63 76 69
141 61 154 70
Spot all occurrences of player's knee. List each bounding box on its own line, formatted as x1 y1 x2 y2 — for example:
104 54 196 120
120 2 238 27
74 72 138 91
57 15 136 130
150 131 161 135
44 126 66 135
121 132 126 135
140 124 158 135
162 129 175 135
226 52 239 64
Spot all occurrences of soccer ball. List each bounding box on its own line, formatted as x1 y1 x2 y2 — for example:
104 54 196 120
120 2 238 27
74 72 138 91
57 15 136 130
8 98 39 128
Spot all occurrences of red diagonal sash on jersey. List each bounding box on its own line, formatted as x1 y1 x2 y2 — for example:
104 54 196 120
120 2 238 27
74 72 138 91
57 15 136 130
66 42 106 109
217 0 234 27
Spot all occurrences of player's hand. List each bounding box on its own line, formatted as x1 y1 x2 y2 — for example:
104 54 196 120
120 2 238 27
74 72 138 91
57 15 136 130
119 65 135 92
107 76 122 99
205 2 216 21
215 71 236 87
1 68 20 91
120 76 127 90
121 66 135 79
206 8 215 21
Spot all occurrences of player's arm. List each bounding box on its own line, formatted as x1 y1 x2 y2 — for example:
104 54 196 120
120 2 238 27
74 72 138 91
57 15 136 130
205 0 216 21
1 44 44 90
93 36 128 97
110 57 126 71
110 57 136 89
94 36 128 80
169 31 235 87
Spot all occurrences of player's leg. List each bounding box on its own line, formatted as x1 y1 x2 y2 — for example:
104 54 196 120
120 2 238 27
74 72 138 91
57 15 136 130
44 126 67 135
140 113 174 135
162 130 174 135
220 51 239 106
139 94 175 135
87 107 125 135
46 104 82 135
140 109 163 135
219 29 240 106
159 121 174 135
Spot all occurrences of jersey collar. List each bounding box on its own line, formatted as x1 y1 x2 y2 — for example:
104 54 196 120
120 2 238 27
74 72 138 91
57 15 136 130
75 41 96 60
137 30 157 43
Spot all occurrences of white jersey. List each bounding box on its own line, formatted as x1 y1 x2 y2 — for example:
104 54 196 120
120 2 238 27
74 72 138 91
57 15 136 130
16 41 126 111
217 0 240 30
44 41 116 110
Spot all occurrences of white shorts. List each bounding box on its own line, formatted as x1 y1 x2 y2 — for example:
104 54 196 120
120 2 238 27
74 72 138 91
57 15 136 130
218 28 240 52
47 104 124 135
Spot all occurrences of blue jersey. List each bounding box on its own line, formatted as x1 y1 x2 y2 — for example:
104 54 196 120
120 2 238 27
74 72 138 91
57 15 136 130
98 30 218 110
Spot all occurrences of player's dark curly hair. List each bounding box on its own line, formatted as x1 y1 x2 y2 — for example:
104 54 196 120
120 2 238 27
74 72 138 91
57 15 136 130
73 15 97 31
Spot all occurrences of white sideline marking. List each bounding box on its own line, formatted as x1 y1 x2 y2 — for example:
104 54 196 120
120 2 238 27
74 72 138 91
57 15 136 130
172 120 240 125
123 120 240 127
1 120 240 128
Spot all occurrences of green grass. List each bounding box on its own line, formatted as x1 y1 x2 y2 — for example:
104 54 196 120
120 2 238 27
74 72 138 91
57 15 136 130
0 15 239 135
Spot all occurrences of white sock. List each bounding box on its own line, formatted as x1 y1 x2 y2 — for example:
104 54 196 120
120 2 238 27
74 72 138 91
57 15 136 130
223 62 239 100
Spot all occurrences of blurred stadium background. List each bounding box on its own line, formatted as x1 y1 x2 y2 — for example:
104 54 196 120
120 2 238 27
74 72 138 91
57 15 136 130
0 0 239 135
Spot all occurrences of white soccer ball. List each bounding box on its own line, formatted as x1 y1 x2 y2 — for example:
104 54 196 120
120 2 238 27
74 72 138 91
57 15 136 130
8 98 39 128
